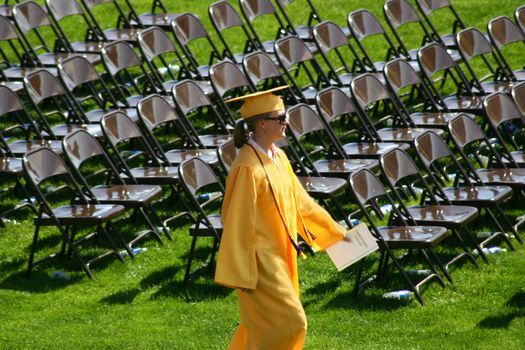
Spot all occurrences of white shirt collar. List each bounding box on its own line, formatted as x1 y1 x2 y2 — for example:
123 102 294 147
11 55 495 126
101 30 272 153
248 138 277 163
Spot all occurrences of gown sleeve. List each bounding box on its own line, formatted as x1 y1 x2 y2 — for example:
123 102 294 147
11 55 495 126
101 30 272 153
214 165 259 290
283 153 346 251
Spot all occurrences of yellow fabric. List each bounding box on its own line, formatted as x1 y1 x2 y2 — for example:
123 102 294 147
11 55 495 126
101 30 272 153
215 144 346 349
225 86 287 119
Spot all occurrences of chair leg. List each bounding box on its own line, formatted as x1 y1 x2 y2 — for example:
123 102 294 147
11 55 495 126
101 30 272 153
107 222 134 259
481 207 516 251
26 223 41 278
462 227 490 264
448 228 479 268
183 236 198 287
428 247 453 283
419 249 446 288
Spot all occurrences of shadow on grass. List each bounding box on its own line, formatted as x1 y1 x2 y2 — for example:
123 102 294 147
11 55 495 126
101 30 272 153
323 291 414 311
100 288 141 304
0 268 84 293
478 291 525 329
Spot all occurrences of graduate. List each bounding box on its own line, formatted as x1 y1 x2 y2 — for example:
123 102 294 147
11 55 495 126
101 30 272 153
215 87 347 350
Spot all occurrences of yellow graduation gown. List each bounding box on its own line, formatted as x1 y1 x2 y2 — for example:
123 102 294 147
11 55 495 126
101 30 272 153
215 144 346 350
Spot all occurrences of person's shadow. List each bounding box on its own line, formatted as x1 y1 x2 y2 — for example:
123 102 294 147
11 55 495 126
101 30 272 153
478 291 525 328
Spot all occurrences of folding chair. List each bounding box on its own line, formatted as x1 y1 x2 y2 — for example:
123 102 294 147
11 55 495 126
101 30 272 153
349 168 448 305
380 148 486 263
384 58 463 130
274 35 331 104
414 130 517 250
100 110 193 238
487 16 525 82
0 15 58 83
315 85 410 159
209 1 260 64
23 146 126 280
178 157 223 285
448 113 525 243
170 13 223 81
45 0 105 55
456 27 514 94
79 0 139 44
62 130 165 250
347 9 420 74
418 42 484 114
313 21 384 88
482 92 525 167
58 54 137 123
273 0 321 42
121 0 177 30
286 103 378 179
511 80 525 115
23 68 103 139
101 40 160 108
350 73 443 144
0 131 36 226
172 79 233 142
12 1 100 66
0 84 63 157
138 93 220 166
415 0 466 48
137 26 214 98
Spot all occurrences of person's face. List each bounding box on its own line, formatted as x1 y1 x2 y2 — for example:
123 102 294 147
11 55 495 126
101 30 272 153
261 109 288 140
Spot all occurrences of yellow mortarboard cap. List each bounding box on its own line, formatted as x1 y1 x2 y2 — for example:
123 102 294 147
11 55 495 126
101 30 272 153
225 86 288 120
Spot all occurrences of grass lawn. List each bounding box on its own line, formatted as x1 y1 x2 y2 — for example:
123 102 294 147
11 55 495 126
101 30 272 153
1 0 525 349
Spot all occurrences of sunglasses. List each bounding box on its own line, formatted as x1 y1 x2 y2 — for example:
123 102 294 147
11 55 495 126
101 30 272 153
264 114 288 124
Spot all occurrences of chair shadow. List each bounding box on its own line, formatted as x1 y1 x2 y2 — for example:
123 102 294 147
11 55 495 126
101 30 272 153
478 291 525 329
100 288 141 304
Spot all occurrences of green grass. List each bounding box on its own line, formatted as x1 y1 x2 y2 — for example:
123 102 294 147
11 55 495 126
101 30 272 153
1 0 525 349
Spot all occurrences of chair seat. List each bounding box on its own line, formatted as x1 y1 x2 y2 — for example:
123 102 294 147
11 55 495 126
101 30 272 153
70 41 105 53
294 25 313 41
443 95 484 112
126 166 180 184
8 140 63 156
378 225 448 249
39 204 125 226
85 108 138 123
507 151 525 166
0 157 23 175
165 149 218 166
512 70 525 81
476 168 525 188
189 213 223 236
0 4 12 17
90 184 162 207
0 80 24 93
51 124 103 138
198 134 232 148
38 52 100 66
131 13 178 28
442 185 513 206
2 66 58 80
440 34 457 48
297 176 347 197
103 28 139 42
313 159 378 177
377 127 445 143
342 141 410 158
478 81 513 94
409 111 461 128
408 204 479 226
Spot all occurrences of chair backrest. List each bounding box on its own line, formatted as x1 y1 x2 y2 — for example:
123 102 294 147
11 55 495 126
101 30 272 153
179 157 222 196
313 20 349 54
418 41 456 77
487 16 524 50
380 148 420 186
511 81 525 115
316 86 358 124
242 50 288 89
415 130 454 167
217 139 238 173
58 55 101 90
136 94 179 132
515 5 525 35
287 103 328 139
0 84 27 116
46 0 84 20
172 79 215 116
101 110 143 145
484 92 523 127
24 68 68 104
240 0 279 22
350 73 392 108
384 58 424 92
101 40 142 76
448 113 488 149
347 9 387 40
209 60 254 98
457 27 494 60
23 146 70 186
209 1 244 31
274 35 314 70
171 12 209 46
62 129 105 169
13 1 53 34
384 0 421 30
137 25 180 63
